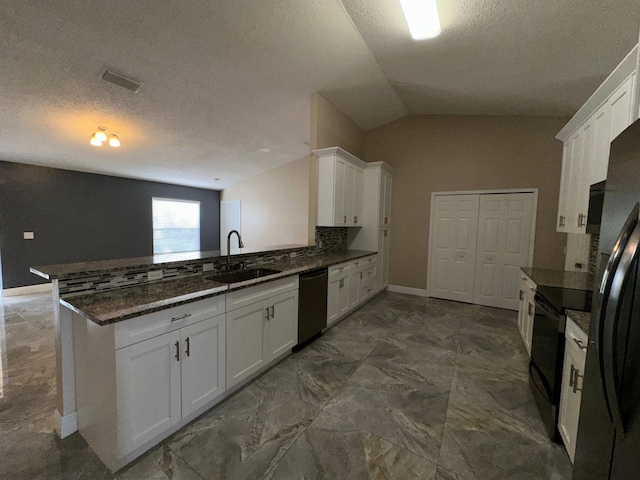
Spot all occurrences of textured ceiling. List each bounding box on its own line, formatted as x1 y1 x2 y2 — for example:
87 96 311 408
0 1 638 189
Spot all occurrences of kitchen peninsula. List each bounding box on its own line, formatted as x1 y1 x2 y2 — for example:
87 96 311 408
31 243 379 472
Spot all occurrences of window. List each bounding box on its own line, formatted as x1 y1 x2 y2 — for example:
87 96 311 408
152 198 201 254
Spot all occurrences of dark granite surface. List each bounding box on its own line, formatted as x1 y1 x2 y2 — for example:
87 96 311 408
60 250 376 325
566 309 591 336
521 267 595 292
31 244 309 279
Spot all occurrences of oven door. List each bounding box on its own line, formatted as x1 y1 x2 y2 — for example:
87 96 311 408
529 291 566 440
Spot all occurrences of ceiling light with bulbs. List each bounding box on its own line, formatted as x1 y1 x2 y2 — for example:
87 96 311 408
90 126 120 147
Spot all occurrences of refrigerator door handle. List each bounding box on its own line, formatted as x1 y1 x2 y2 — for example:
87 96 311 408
602 222 640 435
594 205 639 402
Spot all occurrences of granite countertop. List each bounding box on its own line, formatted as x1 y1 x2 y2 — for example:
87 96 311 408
31 244 308 280
521 267 595 292
566 309 591 337
60 250 376 326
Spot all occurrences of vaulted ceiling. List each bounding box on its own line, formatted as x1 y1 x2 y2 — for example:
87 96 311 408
1 1 639 189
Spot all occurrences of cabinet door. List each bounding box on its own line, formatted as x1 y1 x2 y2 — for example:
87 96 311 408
349 267 361 308
265 291 298 361
116 330 182 453
334 158 346 226
338 274 350 316
353 167 364 226
226 301 267 389
344 163 355 226
181 316 226 417
564 131 582 233
379 228 390 289
517 278 527 346
327 275 342 325
557 141 572 232
558 340 585 463
575 120 595 233
609 74 635 141
383 173 392 226
591 103 612 184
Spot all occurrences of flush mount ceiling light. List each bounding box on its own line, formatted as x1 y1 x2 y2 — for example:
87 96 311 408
399 0 441 40
90 126 121 147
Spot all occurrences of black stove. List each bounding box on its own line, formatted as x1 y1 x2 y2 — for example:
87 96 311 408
535 285 592 314
529 284 592 441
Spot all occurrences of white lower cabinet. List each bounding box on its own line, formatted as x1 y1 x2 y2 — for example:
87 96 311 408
328 264 350 326
559 316 588 463
226 276 299 389
327 255 377 326
116 314 225 453
72 295 226 472
517 272 536 356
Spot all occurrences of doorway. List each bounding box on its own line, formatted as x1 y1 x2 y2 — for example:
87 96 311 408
428 190 537 310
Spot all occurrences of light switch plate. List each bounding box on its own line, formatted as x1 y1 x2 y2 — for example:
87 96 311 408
148 270 163 281
202 263 214 272
23 231 34 240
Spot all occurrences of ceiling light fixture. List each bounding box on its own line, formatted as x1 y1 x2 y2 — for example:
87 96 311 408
108 134 120 147
399 0 441 40
90 126 121 147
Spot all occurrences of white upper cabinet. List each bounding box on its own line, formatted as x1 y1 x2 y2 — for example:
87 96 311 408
314 147 366 227
556 46 638 234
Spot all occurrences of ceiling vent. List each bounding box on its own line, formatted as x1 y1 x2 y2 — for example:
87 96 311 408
100 69 141 93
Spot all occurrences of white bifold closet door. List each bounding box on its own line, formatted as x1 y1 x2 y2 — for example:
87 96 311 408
430 194 480 303
429 192 534 310
474 193 534 310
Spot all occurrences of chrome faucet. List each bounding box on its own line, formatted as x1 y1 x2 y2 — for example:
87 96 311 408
226 230 244 270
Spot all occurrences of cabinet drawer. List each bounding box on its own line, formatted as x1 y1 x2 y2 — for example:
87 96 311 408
114 294 225 350
328 263 351 277
566 316 588 354
359 281 376 300
226 275 299 312
360 265 376 281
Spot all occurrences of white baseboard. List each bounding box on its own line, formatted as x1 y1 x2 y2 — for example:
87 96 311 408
2 283 52 297
53 410 77 438
387 284 429 297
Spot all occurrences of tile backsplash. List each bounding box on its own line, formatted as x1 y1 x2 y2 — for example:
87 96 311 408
59 226 350 297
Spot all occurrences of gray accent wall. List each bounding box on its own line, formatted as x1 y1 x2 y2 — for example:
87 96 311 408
0 161 220 289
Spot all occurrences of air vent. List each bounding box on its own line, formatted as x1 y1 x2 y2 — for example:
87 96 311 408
100 69 141 93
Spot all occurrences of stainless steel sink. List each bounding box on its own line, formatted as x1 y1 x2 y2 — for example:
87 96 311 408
206 268 281 284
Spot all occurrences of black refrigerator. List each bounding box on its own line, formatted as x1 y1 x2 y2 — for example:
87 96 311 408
572 118 640 479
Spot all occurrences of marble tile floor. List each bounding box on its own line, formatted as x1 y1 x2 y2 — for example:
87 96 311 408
0 291 572 479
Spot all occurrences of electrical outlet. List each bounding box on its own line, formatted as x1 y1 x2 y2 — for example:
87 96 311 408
318 240 323 249
23 232 34 240
290 252 297 258
148 270 163 281
202 263 214 272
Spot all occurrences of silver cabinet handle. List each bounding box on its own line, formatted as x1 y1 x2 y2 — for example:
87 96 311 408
528 303 533 316
171 313 192 322
354 216 358 224
519 290 524 301
384 217 388 224
570 364 583 393
175 341 180 361
339 279 344 288
573 338 587 351
185 337 190 357
559 215 566 227
343 215 347 223
360 272 363 279
384 230 388 237
265 307 270 321
270 305 275 319
578 213 586 227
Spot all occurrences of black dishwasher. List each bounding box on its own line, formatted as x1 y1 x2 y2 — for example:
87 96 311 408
297 268 328 346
